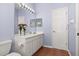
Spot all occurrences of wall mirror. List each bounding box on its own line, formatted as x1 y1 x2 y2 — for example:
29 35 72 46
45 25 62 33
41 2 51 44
30 18 42 27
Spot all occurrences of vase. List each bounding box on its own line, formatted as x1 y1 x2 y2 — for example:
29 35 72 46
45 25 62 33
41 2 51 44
18 29 24 35
21 29 24 35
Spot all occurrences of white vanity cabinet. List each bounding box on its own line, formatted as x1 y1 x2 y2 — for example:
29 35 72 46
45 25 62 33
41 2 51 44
14 32 43 56
32 35 43 54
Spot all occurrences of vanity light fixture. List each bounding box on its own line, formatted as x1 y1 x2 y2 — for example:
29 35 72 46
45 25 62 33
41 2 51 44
17 3 35 14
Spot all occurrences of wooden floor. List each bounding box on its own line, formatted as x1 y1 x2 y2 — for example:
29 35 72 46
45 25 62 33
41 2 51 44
33 47 70 56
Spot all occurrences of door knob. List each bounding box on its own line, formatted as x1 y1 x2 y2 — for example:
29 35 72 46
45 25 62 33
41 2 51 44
77 33 79 36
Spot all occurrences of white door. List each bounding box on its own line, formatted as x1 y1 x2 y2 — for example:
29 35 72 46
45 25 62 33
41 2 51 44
52 7 68 50
76 4 79 56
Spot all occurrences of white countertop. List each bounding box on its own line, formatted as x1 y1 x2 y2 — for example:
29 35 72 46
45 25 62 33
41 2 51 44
15 32 44 39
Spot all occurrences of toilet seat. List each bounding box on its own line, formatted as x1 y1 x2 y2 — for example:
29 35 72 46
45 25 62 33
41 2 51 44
7 52 21 56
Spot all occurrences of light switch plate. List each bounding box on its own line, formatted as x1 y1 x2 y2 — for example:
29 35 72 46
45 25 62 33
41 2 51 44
70 19 74 23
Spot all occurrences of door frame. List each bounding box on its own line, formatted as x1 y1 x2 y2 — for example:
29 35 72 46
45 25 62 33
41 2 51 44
75 3 79 56
51 7 68 50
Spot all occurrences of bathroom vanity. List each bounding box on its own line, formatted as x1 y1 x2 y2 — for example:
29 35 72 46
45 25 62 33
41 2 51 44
14 32 44 56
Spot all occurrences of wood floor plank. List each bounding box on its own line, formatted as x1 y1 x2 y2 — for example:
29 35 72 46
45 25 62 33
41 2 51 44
33 47 70 56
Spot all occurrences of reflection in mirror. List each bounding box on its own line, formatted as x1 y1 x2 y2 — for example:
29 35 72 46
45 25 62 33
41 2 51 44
30 18 42 27
30 18 42 34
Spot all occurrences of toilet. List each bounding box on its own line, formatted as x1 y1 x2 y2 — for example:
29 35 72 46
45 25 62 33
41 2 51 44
0 39 21 56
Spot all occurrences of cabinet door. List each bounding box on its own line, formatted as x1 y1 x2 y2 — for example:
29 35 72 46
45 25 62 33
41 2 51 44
25 39 33 56
32 38 38 54
37 35 43 48
40 35 43 47
37 37 40 49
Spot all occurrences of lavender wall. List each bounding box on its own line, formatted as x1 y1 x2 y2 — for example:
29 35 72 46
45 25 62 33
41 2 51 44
35 3 76 55
0 3 15 51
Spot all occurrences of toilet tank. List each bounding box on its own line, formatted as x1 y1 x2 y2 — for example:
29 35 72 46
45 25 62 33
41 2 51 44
0 39 12 56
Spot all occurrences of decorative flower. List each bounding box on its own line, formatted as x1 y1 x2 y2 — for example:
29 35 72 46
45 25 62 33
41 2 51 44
18 24 27 35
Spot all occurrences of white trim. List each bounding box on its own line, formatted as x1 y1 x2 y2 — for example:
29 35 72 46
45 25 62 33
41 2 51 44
75 3 79 56
43 45 71 56
66 7 69 51
67 50 71 56
43 45 53 48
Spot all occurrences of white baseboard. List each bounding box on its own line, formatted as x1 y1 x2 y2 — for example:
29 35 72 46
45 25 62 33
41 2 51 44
67 50 71 56
43 45 53 48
